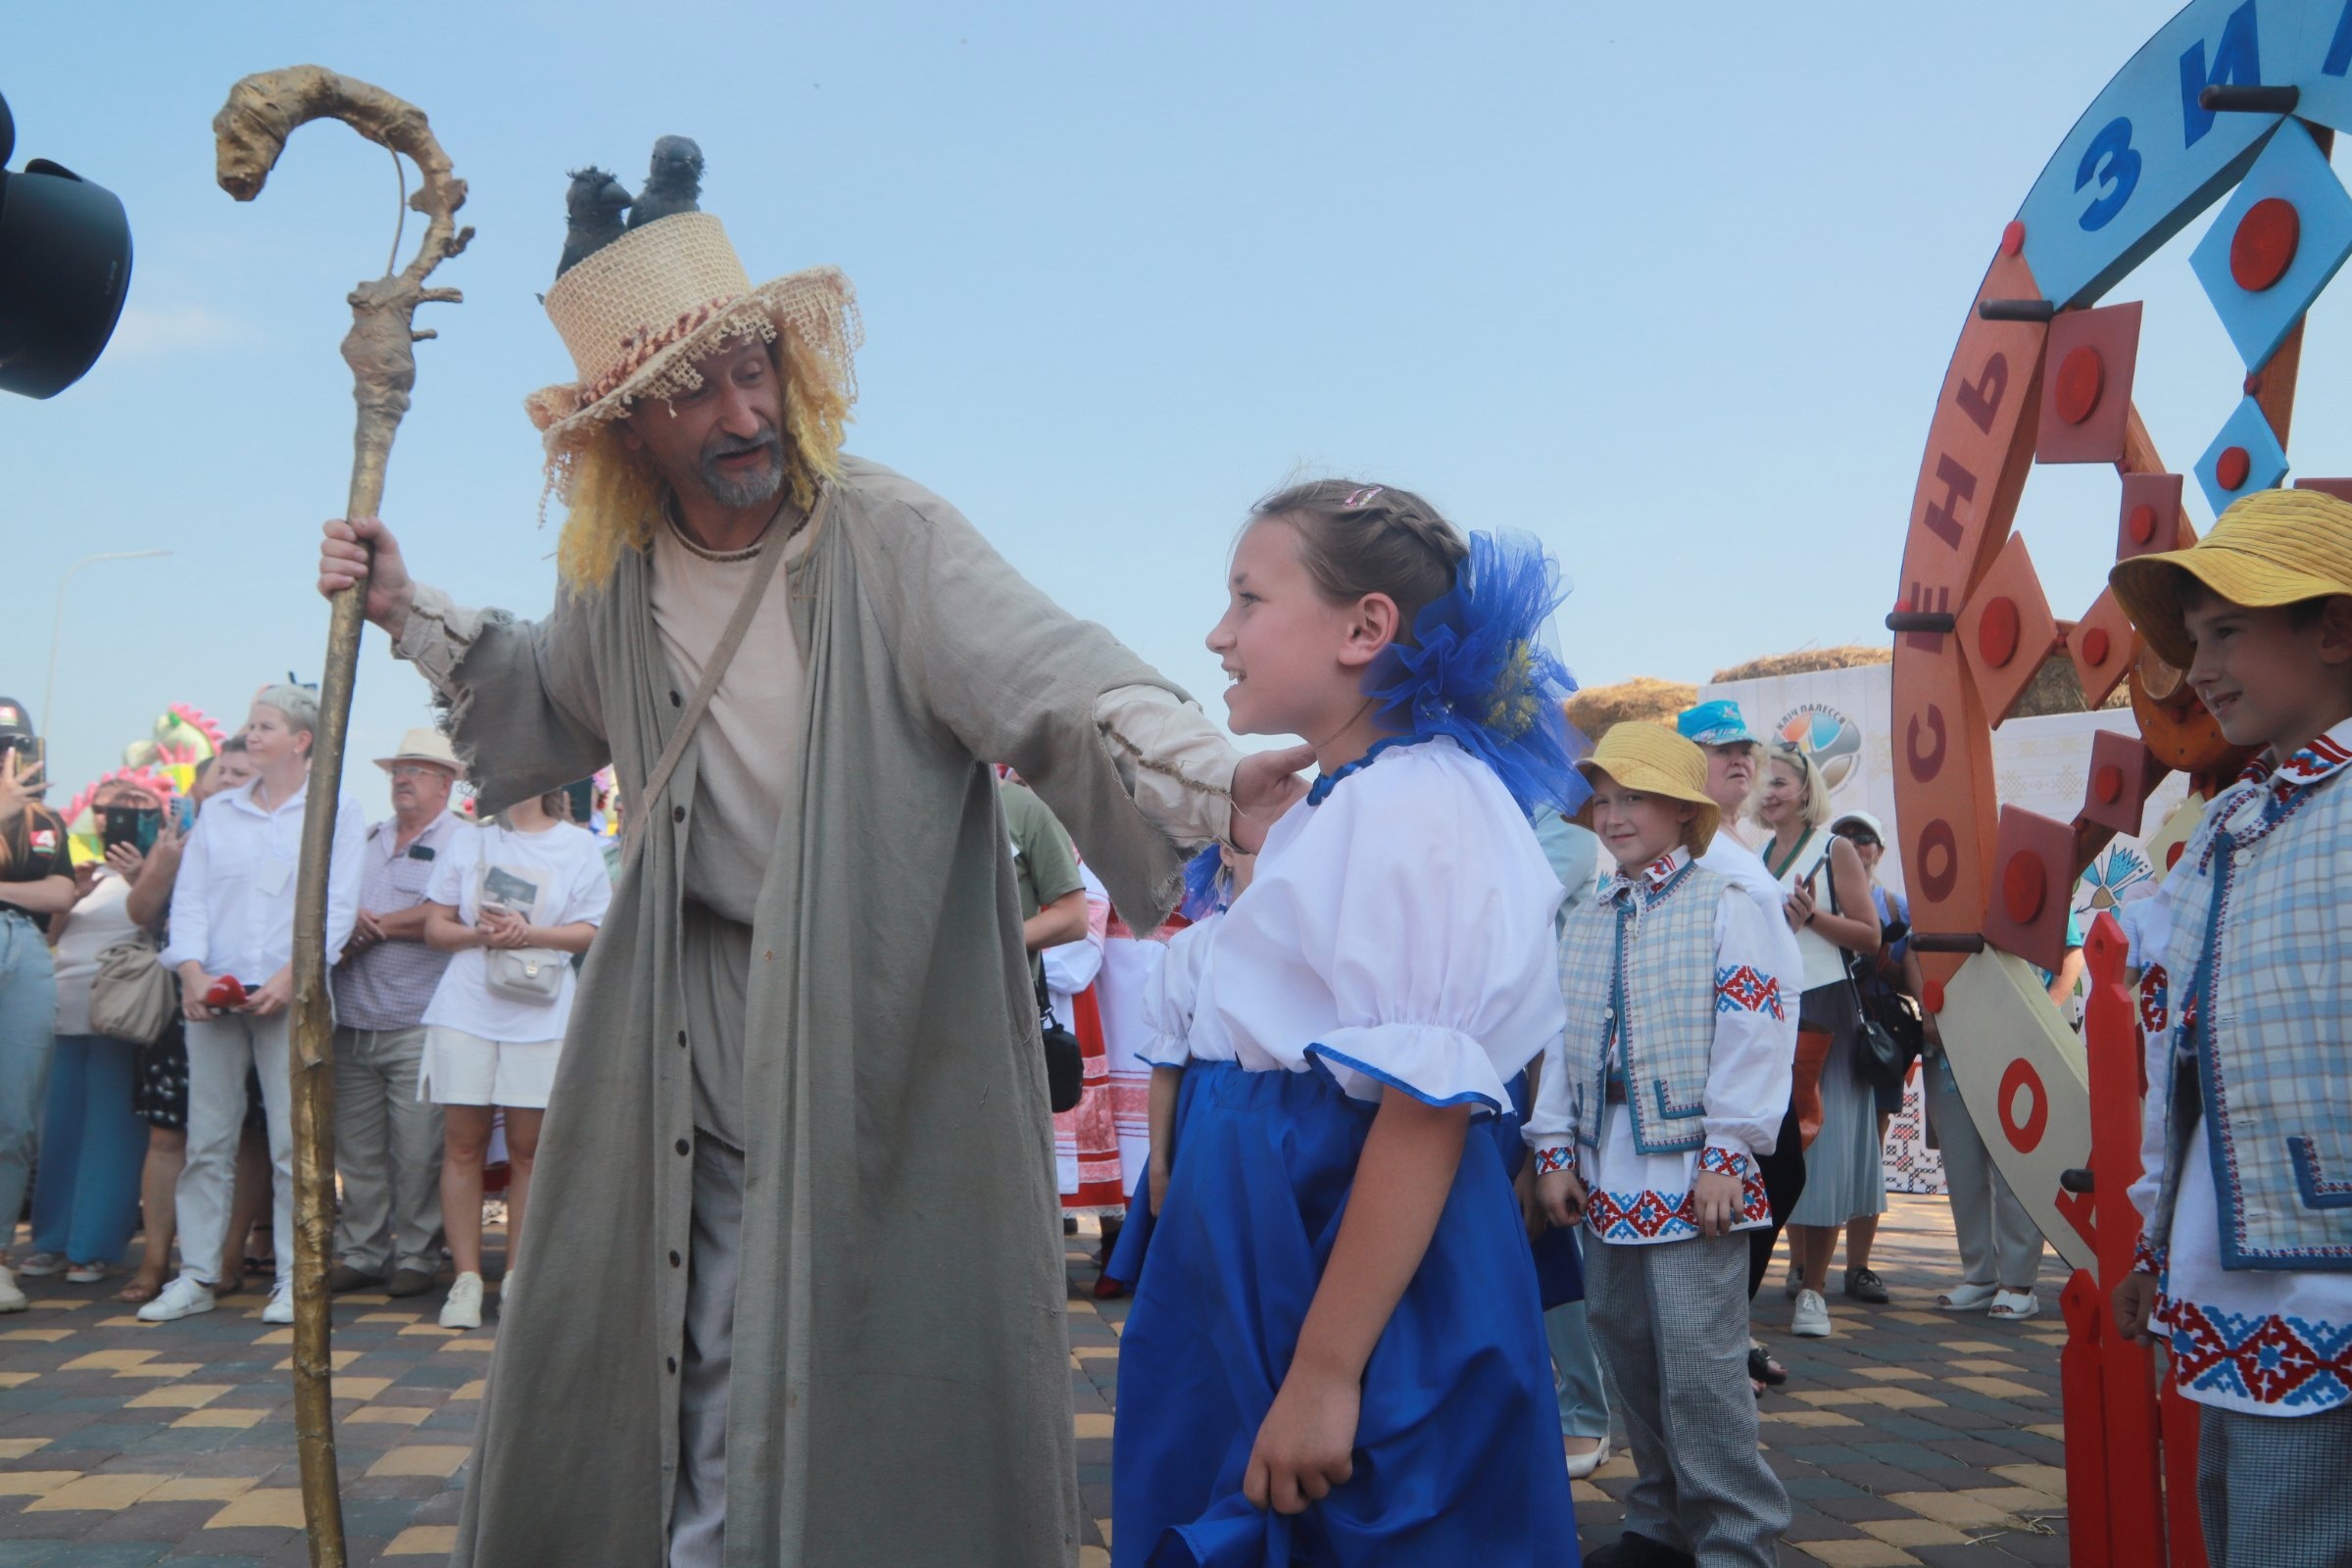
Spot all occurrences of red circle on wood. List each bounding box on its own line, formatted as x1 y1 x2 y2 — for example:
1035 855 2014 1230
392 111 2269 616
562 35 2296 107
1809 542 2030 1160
2128 504 2158 544
2002 851 2046 924
2053 346 2104 424
2166 841 2185 870
2246 372 2262 396
1922 979 1945 1014
1999 1056 2050 1154
2217 446 2252 492
2230 196 2301 292
2082 626 2112 665
1979 597 2022 668
2095 763 2125 804
2001 220 2026 257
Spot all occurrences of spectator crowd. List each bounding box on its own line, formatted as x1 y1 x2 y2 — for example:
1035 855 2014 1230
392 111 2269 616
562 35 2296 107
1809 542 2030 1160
0 688 610 1333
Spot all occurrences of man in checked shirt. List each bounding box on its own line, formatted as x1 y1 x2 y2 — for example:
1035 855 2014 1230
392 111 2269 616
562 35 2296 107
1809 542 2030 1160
328 728 475 1298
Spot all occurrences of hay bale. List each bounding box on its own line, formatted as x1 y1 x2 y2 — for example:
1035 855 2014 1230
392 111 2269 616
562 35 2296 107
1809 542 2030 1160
1710 646 1892 684
1568 677 1697 735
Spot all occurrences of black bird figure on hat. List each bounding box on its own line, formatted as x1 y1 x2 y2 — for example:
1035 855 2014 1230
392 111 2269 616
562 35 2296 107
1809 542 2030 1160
627 136 704 229
556 167 632 279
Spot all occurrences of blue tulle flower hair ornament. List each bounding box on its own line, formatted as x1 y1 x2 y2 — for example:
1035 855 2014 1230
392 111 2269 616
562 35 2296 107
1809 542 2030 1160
1178 844 1231 921
1363 529 1590 817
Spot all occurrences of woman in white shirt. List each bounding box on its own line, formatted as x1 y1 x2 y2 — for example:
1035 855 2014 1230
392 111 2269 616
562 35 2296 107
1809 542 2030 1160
419 790 610 1329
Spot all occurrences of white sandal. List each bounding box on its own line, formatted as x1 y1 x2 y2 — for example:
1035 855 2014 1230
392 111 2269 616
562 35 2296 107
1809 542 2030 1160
1988 1288 2040 1321
1936 1281 1999 1312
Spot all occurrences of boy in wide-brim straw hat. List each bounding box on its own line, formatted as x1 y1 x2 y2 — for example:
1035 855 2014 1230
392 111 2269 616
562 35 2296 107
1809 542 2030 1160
2107 486 2352 1567
1527 723 1791 1566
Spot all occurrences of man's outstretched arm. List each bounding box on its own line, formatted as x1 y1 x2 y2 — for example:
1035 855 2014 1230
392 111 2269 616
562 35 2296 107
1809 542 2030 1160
318 516 611 812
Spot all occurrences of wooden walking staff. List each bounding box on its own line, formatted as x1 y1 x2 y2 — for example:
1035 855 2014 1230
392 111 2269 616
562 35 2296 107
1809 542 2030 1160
210 67 471 1567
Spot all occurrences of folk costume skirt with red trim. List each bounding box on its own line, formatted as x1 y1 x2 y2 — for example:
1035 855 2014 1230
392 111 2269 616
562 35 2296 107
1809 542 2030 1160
1054 985 1128 1212
1112 1059 1578 1567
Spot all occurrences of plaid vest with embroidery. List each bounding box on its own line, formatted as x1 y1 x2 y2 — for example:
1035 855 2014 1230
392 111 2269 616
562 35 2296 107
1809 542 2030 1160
2153 739 2352 1272
1556 860 1727 1157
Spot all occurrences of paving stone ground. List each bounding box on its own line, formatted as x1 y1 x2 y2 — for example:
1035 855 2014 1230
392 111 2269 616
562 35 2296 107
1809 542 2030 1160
1080 1194 2077 1568
0 1194 2068 1565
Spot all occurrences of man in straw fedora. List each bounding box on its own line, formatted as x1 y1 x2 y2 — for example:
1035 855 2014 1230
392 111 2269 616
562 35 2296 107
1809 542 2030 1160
328 728 470 1300
318 146 1308 1567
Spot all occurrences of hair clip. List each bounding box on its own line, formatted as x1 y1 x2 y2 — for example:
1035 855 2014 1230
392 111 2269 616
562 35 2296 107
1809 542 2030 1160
1340 485 1385 510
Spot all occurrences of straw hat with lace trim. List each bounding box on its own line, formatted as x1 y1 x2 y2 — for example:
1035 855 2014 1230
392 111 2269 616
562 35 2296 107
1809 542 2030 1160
521 211 862 496
2111 487 2352 669
1576 722 1722 856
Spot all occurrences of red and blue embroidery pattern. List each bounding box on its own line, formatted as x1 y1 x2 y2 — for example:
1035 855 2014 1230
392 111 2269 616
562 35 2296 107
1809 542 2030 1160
1585 1152 1772 1244
1533 1147 1572 1176
1715 964 1785 1020
2138 963 2169 1036
2160 1295 2352 1410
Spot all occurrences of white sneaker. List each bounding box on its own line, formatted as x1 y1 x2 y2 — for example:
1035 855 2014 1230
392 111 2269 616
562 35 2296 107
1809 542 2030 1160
441 1273 483 1331
13 1252 64 1279
1791 1288 1833 1338
0 1266 24 1313
262 1283 294 1325
136 1275 215 1323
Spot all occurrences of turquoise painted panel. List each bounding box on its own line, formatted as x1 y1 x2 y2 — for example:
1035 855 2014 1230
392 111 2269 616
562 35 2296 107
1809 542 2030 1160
2189 119 2352 368
2016 0 2285 307
2195 395 2291 515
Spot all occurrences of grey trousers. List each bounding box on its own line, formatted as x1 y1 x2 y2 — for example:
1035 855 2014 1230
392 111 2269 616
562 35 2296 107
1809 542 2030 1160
668 1135 744 1568
179 1013 294 1288
1544 1298 1612 1441
2198 1400 2352 1567
330 1026 444 1276
1924 1059 2045 1289
1586 1233 1788 1566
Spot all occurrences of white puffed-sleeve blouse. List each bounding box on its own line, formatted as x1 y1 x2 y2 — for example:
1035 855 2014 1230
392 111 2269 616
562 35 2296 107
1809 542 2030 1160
1199 736 1566 1114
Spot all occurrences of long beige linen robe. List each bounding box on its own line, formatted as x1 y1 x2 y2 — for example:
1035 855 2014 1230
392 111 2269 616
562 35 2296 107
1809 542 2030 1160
407 458 1220 1566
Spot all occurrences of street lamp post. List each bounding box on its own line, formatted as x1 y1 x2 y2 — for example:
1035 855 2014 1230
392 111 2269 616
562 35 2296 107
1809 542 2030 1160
43 548 172 766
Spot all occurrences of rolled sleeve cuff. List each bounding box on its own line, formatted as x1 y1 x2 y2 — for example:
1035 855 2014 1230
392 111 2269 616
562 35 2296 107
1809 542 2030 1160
392 583 490 700
2132 1236 2165 1276
1306 1023 1512 1116
157 939 198 972
1532 1145 1575 1176
1096 685 1237 849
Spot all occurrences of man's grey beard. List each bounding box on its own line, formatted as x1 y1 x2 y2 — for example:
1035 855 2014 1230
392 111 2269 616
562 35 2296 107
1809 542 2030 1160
698 431 785 509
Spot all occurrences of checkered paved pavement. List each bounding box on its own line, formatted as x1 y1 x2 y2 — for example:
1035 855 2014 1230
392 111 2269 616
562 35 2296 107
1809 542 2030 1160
1077 1194 2079 1568
0 1194 2070 1565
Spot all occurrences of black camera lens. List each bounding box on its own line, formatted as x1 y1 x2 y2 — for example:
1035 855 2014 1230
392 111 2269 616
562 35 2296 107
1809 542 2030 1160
0 90 133 400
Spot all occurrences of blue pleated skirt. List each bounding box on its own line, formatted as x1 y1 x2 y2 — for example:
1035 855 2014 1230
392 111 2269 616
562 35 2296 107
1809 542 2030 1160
1112 1059 1580 1568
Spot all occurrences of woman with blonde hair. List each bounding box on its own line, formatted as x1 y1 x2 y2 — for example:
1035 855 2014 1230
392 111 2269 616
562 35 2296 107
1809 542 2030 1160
1748 746 1880 1340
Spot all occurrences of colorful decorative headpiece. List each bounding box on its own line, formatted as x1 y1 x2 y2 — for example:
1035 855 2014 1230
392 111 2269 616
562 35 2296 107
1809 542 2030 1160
1362 530 1589 817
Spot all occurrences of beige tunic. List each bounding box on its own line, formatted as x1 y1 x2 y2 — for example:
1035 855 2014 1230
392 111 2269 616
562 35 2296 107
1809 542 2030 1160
391 455 1238 1567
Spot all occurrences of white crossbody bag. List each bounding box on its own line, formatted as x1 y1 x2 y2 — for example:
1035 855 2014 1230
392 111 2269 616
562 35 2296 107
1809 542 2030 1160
477 826 565 1006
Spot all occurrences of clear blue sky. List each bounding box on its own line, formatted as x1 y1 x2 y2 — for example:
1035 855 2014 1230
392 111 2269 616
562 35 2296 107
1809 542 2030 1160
10 1 2348 804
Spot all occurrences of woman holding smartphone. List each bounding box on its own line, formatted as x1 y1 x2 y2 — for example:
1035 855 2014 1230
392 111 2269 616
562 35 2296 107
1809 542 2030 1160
418 788 610 1330
0 715 74 1314
24 779 171 1284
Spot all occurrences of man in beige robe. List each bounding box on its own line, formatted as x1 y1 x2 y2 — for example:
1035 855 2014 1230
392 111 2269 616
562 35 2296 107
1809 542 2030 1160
319 183 1304 1568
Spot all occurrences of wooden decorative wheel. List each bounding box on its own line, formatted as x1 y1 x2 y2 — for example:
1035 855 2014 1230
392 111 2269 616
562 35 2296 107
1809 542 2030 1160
1892 0 2352 1271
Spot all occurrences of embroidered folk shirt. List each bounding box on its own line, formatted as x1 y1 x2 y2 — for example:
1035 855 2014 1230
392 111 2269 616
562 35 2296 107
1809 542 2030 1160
1528 847 1790 1246
2128 717 2352 1415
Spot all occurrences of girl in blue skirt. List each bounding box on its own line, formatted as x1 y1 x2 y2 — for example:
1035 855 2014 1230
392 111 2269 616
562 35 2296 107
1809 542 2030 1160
1113 481 1586 1567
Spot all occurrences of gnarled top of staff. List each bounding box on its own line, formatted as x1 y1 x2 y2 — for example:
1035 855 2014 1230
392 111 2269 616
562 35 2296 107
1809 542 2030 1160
212 65 473 460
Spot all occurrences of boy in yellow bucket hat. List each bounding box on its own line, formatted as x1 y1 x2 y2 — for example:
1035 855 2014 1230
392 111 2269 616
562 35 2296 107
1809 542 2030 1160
2108 486 2352 1564
1527 723 1792 1566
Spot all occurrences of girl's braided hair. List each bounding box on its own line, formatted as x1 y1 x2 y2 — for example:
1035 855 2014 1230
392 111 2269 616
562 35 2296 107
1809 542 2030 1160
1250 480 1469 641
